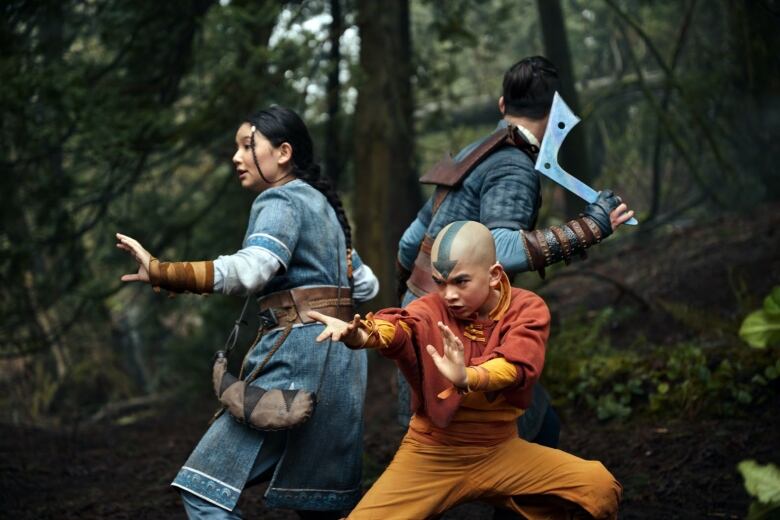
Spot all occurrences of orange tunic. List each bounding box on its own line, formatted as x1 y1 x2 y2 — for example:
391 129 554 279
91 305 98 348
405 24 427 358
360 273 549 445
348 277 622 520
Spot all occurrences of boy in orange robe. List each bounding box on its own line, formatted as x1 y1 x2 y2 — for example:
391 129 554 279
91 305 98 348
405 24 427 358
309 220 621 519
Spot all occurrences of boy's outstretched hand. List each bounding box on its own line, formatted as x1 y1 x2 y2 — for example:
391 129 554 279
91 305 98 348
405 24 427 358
307 311 368 348
426 322 468 388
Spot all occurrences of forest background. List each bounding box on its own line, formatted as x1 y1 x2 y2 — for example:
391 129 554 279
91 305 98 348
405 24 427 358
2 0 779 518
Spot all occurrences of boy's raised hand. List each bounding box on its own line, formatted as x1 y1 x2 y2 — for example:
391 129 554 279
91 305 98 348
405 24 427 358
307 311 368 348
426 322 468 388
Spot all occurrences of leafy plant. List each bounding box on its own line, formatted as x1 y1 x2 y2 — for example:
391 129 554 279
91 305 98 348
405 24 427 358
739 287 780 348
737 288 780 518
544 305 779 421
737 460 780 520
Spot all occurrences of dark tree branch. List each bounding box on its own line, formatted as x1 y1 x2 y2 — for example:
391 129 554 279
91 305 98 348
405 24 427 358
617 23 725 207
647 0 697 223
543 269 651 310
604 0 738 187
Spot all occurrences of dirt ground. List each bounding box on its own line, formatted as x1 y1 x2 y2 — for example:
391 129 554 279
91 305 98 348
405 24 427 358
2 361 778 519
2 204 779 519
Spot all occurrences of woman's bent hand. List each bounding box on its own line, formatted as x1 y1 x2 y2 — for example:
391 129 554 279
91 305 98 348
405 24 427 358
116 232 152 283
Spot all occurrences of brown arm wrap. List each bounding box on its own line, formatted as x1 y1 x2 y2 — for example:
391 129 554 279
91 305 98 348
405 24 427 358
149 257 214 294
520 231 544 272
520 215 604 270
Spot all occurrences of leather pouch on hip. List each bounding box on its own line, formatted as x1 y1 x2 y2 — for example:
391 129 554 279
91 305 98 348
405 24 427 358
212 352 316 431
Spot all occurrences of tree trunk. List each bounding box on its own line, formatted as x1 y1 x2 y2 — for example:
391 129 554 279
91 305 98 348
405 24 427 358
537 0 593 217
727 0 780 200
353 0 421 307
647 0 697 223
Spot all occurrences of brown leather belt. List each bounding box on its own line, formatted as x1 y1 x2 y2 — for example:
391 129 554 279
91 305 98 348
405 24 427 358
407 236 437 297
257 286 353 331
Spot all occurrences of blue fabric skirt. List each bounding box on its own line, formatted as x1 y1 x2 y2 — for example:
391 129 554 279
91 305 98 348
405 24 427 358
172 323 367 511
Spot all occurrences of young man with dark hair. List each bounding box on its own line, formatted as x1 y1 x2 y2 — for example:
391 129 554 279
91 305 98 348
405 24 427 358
396 56 634 447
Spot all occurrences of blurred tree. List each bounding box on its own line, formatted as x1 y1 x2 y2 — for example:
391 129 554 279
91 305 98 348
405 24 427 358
353 0 421 307
645 0 697 223
1 0 218 419
0 0 294 422
725 0 780 200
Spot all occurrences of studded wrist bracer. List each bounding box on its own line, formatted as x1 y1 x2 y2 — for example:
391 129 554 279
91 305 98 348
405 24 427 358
520 216 604 271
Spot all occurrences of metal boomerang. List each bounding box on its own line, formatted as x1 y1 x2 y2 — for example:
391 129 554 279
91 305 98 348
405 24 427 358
535 92 638 226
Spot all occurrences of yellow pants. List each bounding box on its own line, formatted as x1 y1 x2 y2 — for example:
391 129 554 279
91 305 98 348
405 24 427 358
348 435 621 520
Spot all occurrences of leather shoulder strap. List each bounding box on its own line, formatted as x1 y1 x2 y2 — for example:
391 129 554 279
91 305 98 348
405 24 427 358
419 125 538 188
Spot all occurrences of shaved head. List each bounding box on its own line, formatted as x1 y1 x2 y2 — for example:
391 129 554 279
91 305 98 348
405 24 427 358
430 221 503 319
431 221 496 278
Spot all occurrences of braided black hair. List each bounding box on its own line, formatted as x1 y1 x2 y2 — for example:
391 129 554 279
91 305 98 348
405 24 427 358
502 56 560 119
246 106 354 278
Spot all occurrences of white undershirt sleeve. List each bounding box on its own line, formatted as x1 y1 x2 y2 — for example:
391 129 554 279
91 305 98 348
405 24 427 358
213 246 281 296
351 263 380 303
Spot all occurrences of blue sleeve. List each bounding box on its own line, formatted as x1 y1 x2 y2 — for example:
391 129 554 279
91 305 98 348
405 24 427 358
397 197 433 270
479 157 540 231
397 217 426 270
243 189 300 270
416 197 433 229
352 249 365 270
491 228 530 274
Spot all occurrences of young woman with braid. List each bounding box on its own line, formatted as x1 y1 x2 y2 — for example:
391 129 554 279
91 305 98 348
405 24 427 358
116 106 379 519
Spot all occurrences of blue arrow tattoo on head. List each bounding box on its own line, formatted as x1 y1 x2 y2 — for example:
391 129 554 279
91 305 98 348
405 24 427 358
433 220 468 279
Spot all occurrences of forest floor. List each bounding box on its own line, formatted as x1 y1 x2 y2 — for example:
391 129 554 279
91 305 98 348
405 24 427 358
2 203 779 519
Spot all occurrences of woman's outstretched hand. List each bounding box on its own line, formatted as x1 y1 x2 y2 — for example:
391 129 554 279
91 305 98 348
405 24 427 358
116 232 152 283
426 322 468 388
307 311 368 348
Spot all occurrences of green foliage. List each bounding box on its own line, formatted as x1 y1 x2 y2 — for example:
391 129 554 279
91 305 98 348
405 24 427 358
544 306 779 421
0 0 318 424
411 0 540 136
656 298 736 338
738 460 780 520
3 0 779 427
737 290 780 519
739 287 780 349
